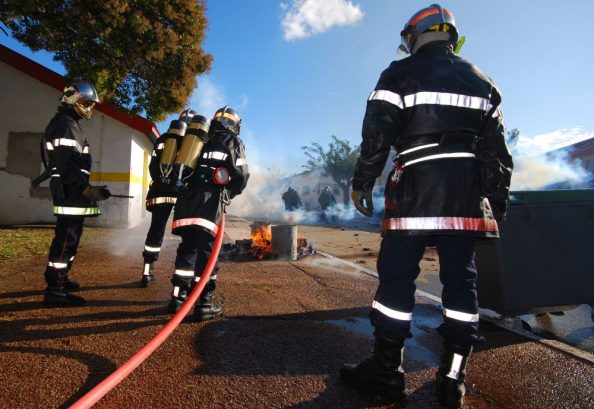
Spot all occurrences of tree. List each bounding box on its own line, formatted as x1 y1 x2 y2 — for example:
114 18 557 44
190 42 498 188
506 128 519 149
301 136 360 206
1 1 212 121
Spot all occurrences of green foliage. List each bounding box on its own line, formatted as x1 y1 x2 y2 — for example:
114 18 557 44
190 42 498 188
301 136 360 205
0 228 104 261
1 1 212 121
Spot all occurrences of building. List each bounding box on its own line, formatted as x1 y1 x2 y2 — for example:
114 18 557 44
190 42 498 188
0 44 159 227
547 137 594 188
565 137 594 178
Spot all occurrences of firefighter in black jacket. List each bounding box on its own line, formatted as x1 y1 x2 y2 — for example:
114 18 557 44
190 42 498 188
318 186 337 223
167 106 249 321
139 109 197 287
42 81 111 308
340 5 513 408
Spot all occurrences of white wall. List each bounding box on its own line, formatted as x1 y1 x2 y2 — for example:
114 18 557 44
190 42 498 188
0 58 153 227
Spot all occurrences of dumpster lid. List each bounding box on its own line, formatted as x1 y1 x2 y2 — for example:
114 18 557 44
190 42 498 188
509 189 594 204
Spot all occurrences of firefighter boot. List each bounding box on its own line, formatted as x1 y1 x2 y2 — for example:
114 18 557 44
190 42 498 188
140 262 156 287
436 341 473 408
193 290 223 321
340 336 406 400
43 286 86 308
167 284 190 313
63 258 80 291
62 276 80 291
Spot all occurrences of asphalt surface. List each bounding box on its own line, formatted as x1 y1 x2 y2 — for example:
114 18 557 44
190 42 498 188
0 216 592 408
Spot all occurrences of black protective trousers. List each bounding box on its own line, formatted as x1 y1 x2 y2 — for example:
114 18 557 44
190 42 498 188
370 234 482 346
142 204 174 263
172 228 219 294
44 215 85 287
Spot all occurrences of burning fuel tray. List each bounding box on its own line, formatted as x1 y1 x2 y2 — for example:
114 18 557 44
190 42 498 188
220 222 315 262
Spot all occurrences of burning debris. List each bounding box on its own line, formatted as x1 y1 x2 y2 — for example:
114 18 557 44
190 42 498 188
221 222 315 261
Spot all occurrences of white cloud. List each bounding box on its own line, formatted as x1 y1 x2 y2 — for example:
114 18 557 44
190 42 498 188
179 77 249 120
280 0 364 41
187 77 226 116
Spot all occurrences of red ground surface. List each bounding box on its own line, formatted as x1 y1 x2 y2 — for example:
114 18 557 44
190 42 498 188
0 217 592 409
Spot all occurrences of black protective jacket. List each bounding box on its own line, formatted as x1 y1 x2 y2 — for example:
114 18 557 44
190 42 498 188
44 105 99 217
172 123 250 236
353 42 513 238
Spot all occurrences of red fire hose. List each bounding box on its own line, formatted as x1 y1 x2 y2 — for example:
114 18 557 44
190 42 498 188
69 215 225 409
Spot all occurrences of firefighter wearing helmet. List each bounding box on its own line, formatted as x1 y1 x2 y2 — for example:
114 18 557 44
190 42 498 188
342 4 513 408
41 80 111 307
139 109 206 286
167 106 249 320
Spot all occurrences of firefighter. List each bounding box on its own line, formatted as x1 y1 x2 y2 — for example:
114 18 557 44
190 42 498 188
318 186 337 223
42 81 111 308
167 106 249 321
139 109 198 287
340 4 513 408
282 187 302 211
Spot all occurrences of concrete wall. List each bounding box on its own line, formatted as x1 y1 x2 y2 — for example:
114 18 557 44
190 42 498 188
0 57 152 227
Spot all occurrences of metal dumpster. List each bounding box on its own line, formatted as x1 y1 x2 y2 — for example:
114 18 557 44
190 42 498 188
475 189 594 316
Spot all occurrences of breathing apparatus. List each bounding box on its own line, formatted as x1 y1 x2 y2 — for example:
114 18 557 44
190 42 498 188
172 114 211 193
158 119 187 189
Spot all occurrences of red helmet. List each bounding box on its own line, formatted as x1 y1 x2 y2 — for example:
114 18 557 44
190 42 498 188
399 4 458 55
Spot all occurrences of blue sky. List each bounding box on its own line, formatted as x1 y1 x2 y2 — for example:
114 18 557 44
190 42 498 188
3 0 594 175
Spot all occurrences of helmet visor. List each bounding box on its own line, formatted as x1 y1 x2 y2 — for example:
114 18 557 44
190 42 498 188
74 99 96 119
78 99 96 109
219 117 234 129
398 31 413 56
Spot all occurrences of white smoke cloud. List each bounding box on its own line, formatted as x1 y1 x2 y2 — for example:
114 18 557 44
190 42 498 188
227 163 320 223
511 152 590 191
280 0 364 41
514 126 594 157
510 127 593 190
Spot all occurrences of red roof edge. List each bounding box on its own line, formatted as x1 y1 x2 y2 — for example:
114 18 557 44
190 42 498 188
0 43 159 141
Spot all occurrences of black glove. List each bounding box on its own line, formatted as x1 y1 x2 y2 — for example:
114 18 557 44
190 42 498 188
351 190 373 217
490 199 507 223
82 185 111 201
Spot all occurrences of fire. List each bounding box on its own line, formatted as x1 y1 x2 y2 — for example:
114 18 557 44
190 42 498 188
251 224 272 260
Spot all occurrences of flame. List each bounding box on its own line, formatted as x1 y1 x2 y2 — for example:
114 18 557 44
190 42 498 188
251 225 272 260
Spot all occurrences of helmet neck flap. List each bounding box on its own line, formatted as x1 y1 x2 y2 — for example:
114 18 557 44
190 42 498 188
398 3 458 55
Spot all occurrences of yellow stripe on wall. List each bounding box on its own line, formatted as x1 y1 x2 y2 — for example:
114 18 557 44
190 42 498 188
90 172 144 185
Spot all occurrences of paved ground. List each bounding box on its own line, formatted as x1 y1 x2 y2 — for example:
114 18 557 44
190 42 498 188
0 216 592 408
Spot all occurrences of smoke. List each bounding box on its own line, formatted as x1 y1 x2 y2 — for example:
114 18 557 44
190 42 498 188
510 129 592 191
511 150 590 190
226 163 315 223
100 216 173 257
227 162 370 223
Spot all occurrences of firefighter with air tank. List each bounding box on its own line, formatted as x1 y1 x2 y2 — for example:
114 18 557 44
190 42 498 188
167 106 250 321
139 108 210 286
